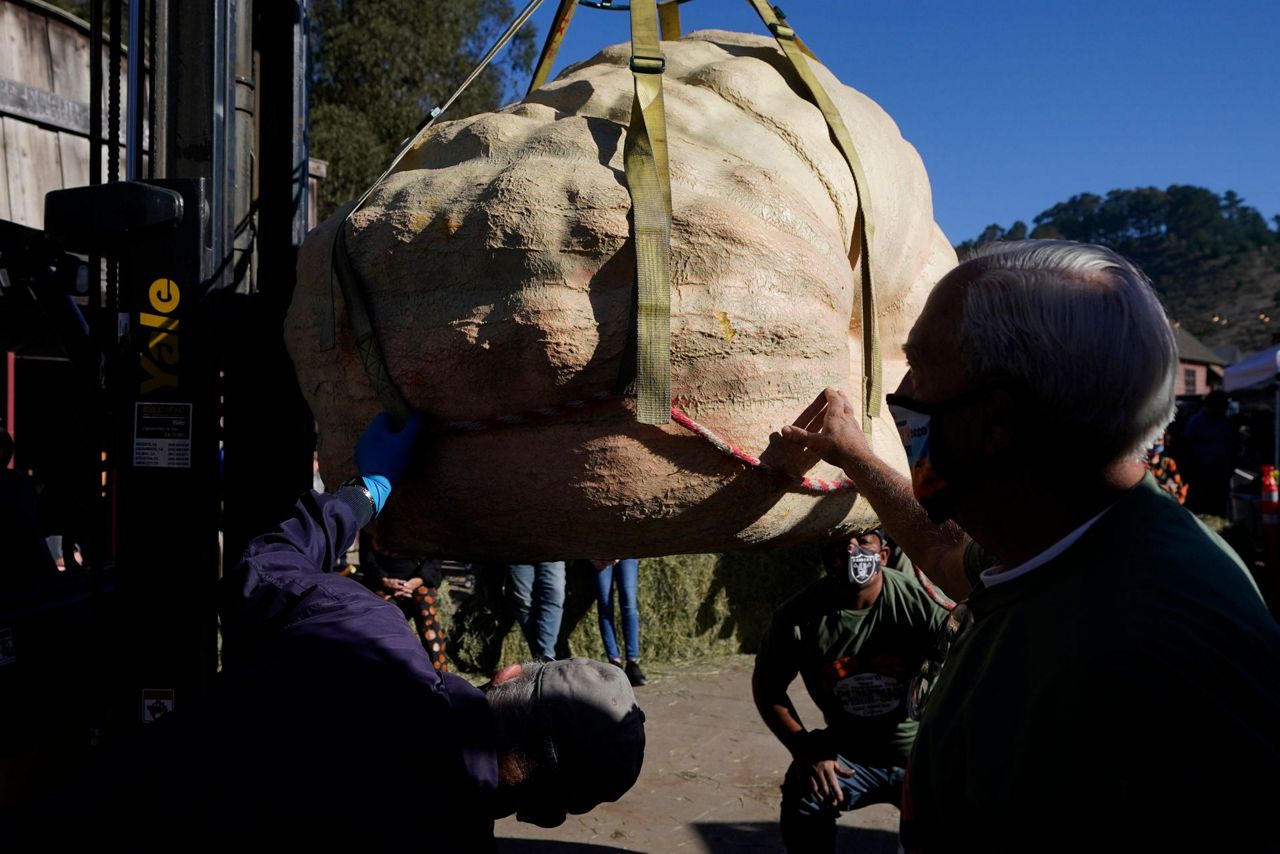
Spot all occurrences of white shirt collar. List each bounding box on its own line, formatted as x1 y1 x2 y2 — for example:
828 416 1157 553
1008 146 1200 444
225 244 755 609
979 506 1112 587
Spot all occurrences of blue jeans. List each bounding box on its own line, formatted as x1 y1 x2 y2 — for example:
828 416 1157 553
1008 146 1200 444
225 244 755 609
779 754 904 853
594 559 640 661
505 562 565 660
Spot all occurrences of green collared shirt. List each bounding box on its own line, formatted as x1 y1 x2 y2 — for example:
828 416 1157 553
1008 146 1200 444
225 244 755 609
901 475 1280 850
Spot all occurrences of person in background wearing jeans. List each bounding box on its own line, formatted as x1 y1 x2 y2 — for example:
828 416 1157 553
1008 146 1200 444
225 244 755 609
505 562 566 661
591 559 646 687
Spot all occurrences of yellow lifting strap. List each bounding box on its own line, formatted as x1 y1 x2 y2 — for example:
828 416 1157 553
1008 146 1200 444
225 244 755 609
658 0 682 40
527 0 579 95
625 0 675 425
744 0 882 439
530 0 683 98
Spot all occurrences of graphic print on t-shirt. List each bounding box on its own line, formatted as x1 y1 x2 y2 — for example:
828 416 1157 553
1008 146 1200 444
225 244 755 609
821 655 909 718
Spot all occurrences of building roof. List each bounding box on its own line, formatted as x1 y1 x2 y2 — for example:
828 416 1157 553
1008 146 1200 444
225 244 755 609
1173 326 1226 366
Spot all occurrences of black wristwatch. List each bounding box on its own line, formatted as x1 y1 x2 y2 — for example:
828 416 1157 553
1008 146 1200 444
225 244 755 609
339 477 378 521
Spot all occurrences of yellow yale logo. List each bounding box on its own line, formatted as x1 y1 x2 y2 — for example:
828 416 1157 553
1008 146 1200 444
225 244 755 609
139 278 180 393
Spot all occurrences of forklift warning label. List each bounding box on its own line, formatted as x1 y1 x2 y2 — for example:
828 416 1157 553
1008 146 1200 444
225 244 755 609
134 402 192 468
142 688 175 723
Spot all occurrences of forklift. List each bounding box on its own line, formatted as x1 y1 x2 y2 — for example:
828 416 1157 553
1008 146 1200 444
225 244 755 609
0 0 315 800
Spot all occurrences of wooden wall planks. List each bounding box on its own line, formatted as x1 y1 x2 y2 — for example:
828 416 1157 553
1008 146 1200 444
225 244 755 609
0 3 53 89
46 16 90 103
0 0 134 227
57 130 88 188
3 118 62 230
3 116 63 228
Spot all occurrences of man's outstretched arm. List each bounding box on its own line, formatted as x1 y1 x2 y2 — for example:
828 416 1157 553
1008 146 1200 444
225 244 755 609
221 412 426 656
781 388 971 600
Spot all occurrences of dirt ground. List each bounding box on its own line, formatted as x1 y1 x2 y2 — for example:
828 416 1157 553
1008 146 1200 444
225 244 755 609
494 655 900 853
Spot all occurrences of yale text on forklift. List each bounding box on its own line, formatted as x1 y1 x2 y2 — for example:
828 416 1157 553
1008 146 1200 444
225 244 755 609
140 277 180 393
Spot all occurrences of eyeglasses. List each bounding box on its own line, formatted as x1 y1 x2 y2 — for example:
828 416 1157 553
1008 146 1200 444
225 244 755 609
907 602 974 722
886 383 1002 418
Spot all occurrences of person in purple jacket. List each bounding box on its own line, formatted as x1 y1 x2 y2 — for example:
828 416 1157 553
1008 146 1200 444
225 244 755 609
46 413 646 851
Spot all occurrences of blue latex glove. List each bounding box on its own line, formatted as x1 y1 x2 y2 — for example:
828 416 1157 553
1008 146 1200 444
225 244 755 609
354 412 427 513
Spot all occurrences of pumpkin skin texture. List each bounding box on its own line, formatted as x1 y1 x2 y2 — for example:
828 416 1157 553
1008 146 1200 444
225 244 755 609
286 31 955 560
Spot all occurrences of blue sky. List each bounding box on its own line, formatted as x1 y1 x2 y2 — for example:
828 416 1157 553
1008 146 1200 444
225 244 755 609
518 0 1279 245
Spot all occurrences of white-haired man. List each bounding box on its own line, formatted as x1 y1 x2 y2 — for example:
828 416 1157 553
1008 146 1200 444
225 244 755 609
782 241 1280 850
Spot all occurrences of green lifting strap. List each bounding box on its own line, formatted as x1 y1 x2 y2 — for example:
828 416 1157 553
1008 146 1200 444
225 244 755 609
744 0 882 440
528 0 579 95
658 0 682 40
625 0 674 425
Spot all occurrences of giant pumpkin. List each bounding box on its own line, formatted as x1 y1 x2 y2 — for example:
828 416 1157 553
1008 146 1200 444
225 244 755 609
285 30 955 559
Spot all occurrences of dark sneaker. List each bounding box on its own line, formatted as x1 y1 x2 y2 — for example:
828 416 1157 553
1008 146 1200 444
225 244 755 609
624 659 647 687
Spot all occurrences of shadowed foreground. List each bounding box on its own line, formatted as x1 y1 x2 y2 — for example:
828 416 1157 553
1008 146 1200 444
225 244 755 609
495 655 899 853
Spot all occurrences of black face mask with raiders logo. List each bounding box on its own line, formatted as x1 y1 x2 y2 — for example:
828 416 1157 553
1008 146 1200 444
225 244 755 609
846 546 882 587
824 543 882 588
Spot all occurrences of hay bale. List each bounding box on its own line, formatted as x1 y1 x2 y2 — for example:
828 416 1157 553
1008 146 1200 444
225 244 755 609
449 549 823 674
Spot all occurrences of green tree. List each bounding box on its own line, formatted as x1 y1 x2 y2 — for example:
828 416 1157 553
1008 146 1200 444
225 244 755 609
955 220 1029 255
982 185 1279 261
42 0 89 19
956 185 1280 355
1164 185 1226 253
310 0 537 217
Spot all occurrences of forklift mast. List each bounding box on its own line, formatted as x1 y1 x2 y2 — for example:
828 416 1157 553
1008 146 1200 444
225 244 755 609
33 0 316 739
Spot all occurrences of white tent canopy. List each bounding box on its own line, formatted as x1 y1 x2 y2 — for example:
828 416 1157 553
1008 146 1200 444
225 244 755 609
1224 344 1280 392
1223 344 1280 467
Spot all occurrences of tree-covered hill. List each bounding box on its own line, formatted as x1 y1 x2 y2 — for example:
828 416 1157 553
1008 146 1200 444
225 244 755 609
958 186 1280 356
